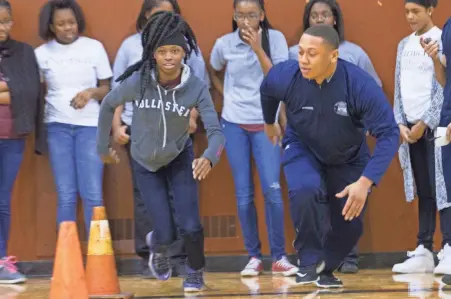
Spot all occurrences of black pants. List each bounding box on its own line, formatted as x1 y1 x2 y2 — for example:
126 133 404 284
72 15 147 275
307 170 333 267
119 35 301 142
407 124 451 250
124 124 188 262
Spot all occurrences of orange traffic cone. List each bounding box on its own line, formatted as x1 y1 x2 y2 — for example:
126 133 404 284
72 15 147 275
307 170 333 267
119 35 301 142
50 221 89 299
85 206 133 299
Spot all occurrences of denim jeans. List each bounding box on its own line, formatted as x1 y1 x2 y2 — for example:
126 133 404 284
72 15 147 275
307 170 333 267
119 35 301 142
47 123 104 235
221 119 286 261
0 139 25 257
133 140 205 270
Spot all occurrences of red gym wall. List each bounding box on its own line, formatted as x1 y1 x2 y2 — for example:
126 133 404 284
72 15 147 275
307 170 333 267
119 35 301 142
7 0 451 261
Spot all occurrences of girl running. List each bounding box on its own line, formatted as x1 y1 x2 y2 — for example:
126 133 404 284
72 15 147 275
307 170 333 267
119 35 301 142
97 11 225 293
111 0 210 278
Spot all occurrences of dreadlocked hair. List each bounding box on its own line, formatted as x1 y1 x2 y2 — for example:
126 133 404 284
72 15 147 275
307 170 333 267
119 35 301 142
233 0 272 60
116 11 199 104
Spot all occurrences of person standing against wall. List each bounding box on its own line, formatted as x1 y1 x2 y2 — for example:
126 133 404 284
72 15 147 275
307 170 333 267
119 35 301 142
286 0 382 274
421 4 451 285
392 0 451 276
0 0 40 284
35 0 112 236
209 0 298 277
111 0 210 278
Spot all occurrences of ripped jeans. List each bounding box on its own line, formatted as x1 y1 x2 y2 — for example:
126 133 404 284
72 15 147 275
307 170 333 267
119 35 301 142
221 119 286 261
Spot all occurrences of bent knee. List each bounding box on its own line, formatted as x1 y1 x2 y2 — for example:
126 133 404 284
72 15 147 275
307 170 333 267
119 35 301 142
289 184 324 206
263 181 283 204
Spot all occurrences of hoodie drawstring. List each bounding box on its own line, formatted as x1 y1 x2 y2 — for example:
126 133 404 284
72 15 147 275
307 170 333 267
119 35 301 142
157 85 167 149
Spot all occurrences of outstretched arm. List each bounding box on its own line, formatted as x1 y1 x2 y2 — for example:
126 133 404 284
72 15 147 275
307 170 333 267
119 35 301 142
195 86 226 168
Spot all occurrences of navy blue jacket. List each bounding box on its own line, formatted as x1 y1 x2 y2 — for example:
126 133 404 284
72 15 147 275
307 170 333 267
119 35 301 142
260 59 399 185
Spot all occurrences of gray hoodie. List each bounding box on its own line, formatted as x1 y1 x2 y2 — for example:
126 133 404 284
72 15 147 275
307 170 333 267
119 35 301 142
97 65 225 172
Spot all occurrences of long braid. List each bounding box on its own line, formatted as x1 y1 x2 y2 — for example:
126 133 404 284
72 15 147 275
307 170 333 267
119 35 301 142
232 0 272 60
116 11 199 103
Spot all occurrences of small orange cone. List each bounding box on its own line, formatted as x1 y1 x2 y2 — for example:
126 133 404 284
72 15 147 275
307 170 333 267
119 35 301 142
50 221 89 299
85 206 134 299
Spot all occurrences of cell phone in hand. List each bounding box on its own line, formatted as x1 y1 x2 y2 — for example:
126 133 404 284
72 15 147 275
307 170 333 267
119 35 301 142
424 37 432 44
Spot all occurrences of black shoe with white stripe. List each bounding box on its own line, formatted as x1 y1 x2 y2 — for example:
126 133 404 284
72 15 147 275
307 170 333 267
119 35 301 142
295 261 325 285
316 271 343 288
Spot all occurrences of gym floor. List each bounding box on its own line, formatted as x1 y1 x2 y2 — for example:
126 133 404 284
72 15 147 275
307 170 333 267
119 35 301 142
4 270 451 298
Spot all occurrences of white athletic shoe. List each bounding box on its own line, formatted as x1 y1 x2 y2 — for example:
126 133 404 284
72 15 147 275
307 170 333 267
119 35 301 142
435 244 451 275
392 245 435 273
240 257 263 277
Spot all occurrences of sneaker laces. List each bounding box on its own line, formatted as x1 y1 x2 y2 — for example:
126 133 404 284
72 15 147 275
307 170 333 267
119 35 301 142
0 256 18 273
187 271 203 285
154 253 171 272
406 246 427 258
276 257 294 269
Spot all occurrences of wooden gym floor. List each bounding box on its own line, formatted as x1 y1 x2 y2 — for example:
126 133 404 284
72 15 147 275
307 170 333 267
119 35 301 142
4 270 451 298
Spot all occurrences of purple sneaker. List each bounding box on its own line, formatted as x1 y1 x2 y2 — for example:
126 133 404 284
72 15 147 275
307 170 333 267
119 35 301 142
0 257 27 284
146 232 172 281
183 266 205 292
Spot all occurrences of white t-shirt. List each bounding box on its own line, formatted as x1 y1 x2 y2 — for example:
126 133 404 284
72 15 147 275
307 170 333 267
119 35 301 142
400 26 442 124
35 36 113 126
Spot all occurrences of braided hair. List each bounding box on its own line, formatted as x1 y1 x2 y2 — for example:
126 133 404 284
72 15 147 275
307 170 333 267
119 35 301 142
117 11 198 104
233 0 272 60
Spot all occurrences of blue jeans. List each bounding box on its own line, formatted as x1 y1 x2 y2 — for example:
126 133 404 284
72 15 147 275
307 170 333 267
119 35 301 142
47 123 104 234
0 139 25 257
221 119 286 261
133 141 205 270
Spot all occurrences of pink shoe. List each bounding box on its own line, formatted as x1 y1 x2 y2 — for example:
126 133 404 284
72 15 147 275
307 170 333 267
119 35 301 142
272 256 298 276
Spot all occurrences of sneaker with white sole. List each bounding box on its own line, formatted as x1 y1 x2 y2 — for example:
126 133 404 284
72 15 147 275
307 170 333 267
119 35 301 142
435 244 451 275
240 257 263 277
0 257 26 284
392 245 435 273
272 256 298 276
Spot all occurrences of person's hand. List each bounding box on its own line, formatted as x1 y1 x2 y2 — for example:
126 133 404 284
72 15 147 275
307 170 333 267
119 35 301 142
264 123 282 146
241 26 262 52
101 148 120 164
71 89 93 109
410 121 426 141
192 157 212 180
420 37 441 61
399 124 415 144
447 123 451 142
336 177 372 221
113 125 130 145
188 117 198 134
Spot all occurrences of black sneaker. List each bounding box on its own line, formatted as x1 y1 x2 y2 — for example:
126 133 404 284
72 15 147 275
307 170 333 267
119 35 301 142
338 262 359 274
316 271 343 288
295 262 323 285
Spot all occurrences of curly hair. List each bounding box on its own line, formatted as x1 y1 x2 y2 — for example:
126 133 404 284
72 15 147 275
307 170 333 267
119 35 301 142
38 0 86 41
